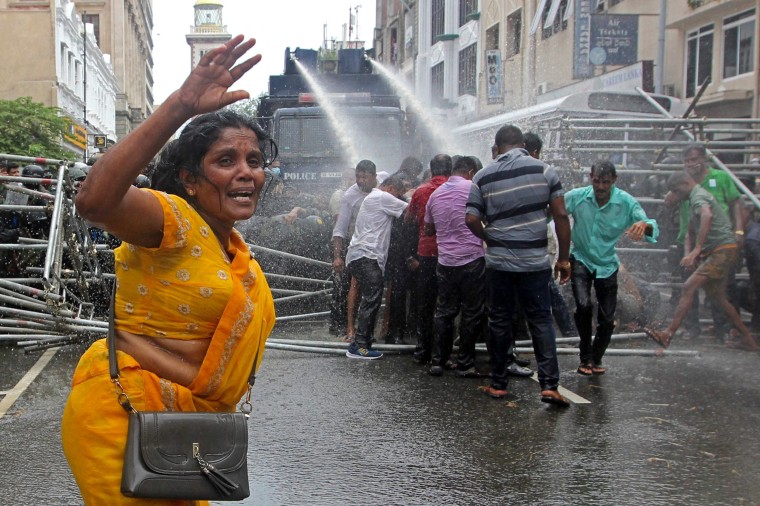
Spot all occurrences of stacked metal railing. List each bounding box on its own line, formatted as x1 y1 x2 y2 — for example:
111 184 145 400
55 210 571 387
0 154 108 351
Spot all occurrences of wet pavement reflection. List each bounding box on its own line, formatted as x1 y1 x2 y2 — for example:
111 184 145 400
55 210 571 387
1 324 759 505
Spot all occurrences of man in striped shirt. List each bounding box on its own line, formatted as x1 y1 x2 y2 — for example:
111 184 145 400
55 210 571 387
466 124 572 406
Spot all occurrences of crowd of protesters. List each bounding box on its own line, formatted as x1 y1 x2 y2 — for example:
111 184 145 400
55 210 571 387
327 124 760 406
3 121 757 405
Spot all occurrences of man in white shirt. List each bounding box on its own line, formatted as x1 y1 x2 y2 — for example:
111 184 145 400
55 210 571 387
330 160 378 337
345 174 409 359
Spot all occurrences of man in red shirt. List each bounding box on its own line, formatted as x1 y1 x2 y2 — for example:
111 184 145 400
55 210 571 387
405 154 451 363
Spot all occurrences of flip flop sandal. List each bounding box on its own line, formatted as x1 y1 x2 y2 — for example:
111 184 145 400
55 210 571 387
591 364 606 375
576 363 593 376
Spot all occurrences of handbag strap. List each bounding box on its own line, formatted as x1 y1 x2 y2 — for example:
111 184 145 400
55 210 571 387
107 280 260 415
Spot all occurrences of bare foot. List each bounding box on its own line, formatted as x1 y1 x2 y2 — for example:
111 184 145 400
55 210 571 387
644 326 673 348
725 339 760 352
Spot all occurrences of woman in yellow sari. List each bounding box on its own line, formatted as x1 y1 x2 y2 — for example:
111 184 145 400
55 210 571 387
61 35 275 505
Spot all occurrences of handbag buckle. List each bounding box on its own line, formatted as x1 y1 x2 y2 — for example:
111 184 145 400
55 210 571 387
239 384 253 417
112 378 137 414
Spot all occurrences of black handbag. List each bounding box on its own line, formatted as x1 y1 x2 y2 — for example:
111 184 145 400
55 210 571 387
107 286 258 500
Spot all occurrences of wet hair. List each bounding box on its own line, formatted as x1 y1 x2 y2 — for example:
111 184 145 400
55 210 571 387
134 174 151 188
399 156 423 176
667 171 694 191
469 156 483 172
524 132 543 156
452 156 477 175
150 110 273 199
380 174 406 195
494 124 524 149
682 142 707 159
429 154 452 177
355 159 376 175
590 160 617 179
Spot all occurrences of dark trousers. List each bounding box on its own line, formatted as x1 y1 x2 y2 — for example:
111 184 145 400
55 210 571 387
348 257 384 348
387 265 416 341
413 256 438 361
550 279 576 336
570 257 617 365
512 279 576 339
329 267 351 332
487 268 560 391
431 258 486 369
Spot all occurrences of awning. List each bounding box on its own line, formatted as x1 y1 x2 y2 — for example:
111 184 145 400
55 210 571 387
528 0 549 35
543 0 563 29
564 0 574 21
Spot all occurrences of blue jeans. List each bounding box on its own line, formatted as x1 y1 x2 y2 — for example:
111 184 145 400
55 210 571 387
486 268 560 391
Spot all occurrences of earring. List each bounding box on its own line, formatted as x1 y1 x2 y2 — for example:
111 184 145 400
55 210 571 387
188 189 196 196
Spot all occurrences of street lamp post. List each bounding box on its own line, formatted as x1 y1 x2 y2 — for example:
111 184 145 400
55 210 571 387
82 12 88 162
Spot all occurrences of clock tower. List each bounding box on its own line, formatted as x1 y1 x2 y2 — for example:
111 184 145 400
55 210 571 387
185 0 231 69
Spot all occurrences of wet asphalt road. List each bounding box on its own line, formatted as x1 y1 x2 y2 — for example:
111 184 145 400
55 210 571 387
1 323 759 506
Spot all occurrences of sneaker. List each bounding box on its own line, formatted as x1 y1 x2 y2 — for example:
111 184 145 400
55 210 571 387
346 343 383 360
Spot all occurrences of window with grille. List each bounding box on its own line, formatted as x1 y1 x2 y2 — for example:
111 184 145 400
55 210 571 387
431 62 444 101
685 24 714 97
486 23 499 51
723 9 755 79
458 44 477 96
542 0 568 39
507 10 521 57
459 0 478 27
432 0 445 44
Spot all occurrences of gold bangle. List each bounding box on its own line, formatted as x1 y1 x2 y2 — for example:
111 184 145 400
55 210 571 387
556 260 571 268
735 230 745 235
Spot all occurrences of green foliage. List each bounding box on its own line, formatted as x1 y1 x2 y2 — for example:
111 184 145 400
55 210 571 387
0 97 77 160
225 95 261 119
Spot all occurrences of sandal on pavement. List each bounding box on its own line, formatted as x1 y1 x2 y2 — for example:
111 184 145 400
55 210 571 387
591 363 606 375
576 362 593 376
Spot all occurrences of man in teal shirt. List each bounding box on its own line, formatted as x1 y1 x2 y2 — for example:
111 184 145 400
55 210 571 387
565 161 658 375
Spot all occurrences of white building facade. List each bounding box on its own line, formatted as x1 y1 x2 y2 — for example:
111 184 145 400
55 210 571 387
56 0 117 157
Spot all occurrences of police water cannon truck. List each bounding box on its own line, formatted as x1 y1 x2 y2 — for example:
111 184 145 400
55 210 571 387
257 47 409 191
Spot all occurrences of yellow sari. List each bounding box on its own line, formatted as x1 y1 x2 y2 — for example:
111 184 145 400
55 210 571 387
62 191 275 505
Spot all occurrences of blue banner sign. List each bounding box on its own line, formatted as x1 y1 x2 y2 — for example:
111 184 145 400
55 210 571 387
573 0 593 79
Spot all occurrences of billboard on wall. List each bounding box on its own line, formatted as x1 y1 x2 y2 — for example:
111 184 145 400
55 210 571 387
485 50 503 104
589 14 639 66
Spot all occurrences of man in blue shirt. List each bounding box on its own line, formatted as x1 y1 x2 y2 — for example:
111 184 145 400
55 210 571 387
564 161 658 375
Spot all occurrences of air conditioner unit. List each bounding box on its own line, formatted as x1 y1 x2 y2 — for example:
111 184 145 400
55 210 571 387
662 84 676 97
536 82 550 95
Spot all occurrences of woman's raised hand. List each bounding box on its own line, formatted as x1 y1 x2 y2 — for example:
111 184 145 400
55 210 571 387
175 35 261 115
